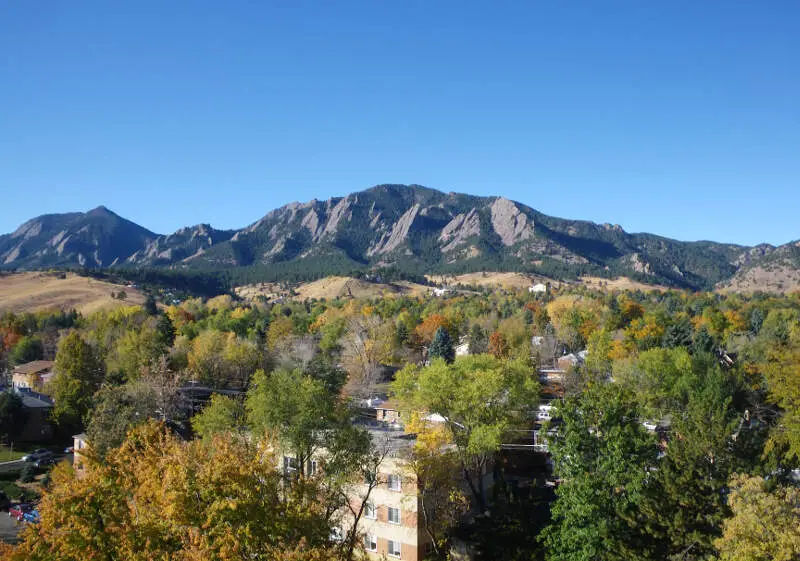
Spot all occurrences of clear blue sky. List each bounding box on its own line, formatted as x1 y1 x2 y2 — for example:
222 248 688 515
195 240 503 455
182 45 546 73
1 1 798 246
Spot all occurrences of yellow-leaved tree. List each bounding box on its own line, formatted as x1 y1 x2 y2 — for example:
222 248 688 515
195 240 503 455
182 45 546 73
2 421 338 561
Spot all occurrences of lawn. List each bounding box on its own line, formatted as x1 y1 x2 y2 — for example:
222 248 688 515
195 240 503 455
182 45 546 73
0 446 26 463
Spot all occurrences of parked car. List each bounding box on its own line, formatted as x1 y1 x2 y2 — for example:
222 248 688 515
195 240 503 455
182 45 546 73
22 509 40 524
34 456 55 468
9 504 32 521
21 449 49 462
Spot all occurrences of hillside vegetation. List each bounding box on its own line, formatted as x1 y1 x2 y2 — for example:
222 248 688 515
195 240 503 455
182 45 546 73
0 272 146 314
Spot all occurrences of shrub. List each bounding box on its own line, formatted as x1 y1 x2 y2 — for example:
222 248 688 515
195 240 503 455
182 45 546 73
19 465 36 483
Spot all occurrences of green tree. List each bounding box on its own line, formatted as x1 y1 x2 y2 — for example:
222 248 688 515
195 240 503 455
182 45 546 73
85 382 156 459
0 392 28 443
428 326 455 364
8 336 44 366
51 332 105 427
393 355 538 511
193 394 245 440
541 386 658 561
246 368 341 477
469 324 488 354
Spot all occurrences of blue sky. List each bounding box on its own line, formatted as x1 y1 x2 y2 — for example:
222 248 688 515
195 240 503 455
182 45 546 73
1 1 798 245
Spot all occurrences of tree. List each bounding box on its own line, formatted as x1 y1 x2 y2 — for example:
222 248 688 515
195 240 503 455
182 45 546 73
246 368 340 478
340 316 393 398
541 386 658 561
144 295 158 316
488 331 509 359
8 336 44 366
714 474 800 561
393 355 538 511
428 327 455 364
404 415 469 557
85 382 156 460
762 347 800 462
0 392 28 443
469 324 488 354
193 394 245 440
51 332 105 427
4 421 337 560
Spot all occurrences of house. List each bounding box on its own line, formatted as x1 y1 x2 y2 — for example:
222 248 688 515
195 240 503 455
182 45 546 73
375 399 404 425
455 336 470 357
528 283 547 294
431 287 451 297
17 392 54 442
556 350 588 371
12 361 55 394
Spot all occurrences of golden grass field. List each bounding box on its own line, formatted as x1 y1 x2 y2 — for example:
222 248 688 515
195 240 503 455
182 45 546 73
0 272 146 315
236 276 430 301
579 276 671 292
426 272 558 291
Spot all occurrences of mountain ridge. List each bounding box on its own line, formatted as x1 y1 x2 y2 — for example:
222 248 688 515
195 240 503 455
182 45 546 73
0 185 795 291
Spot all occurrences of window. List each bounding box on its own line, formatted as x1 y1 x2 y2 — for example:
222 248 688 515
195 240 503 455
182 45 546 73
388 540 401 558
364 534 377 551
283 456 298 473
388 506 400 524
309 459 318 475
330 527 343 542
388 473 401 491
364 502 376 519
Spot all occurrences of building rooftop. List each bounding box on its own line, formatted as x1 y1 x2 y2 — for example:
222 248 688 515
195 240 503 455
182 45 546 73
20 393 54 409
13 360 55 375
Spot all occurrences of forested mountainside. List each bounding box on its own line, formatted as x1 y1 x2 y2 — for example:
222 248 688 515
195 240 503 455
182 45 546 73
1 185 795 291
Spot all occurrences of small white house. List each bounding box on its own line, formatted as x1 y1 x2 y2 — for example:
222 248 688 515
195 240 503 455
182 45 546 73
455 336 470 356
432 287 451 297
529 283 547 294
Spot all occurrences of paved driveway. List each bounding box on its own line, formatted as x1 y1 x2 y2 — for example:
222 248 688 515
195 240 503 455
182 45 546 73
0 512 23 544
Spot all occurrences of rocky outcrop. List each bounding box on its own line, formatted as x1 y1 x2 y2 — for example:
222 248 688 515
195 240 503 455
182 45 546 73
439 209 481 252
368 204 421 255
490 198 534 246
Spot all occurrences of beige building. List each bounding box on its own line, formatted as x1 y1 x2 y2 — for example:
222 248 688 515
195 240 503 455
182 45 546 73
12 360 55 393
352 452 433 561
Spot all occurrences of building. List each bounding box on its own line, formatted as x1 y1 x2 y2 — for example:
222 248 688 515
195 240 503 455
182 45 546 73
375 399 404 425
455 336 470 357
528 283 547 294
72 433 89 473
431 287 451 297
12 360 55 394
17 392 54 442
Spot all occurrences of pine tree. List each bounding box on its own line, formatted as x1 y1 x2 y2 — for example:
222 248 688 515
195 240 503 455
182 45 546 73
429 327 455 364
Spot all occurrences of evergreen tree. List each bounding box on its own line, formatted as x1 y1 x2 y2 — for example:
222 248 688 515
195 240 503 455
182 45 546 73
429 327 455 364
469 324 488 354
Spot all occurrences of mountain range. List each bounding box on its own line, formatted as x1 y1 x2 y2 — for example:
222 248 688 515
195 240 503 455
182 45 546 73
2 185 799 292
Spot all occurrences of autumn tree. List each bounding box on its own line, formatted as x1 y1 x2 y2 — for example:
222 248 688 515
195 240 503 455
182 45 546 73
340 315 393 398
488 331 509 359
714 474 800 561
4 421 337 560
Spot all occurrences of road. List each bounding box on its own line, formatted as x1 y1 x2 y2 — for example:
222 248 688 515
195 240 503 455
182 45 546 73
0 512 24 544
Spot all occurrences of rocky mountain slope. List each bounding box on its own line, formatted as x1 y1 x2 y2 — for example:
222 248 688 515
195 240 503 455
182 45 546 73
0 185 794 291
